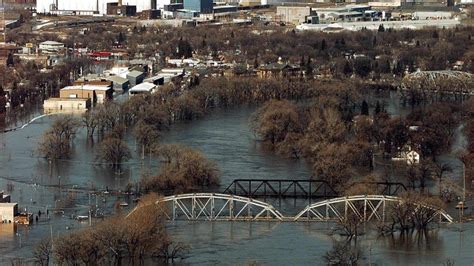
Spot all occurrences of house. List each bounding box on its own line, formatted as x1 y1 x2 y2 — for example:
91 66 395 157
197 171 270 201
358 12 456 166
107 75 130 91
43 98 91 114
406 150 420 165
129 83 157 96
0 203 18 223
257 62 301 79
391 145 420 165
59 84 113 104
127 70 145 86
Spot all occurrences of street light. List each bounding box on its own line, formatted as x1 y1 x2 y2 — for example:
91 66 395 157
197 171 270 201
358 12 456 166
456 160 467 222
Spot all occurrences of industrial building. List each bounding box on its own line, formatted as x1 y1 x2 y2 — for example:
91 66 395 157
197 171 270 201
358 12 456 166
60 83 114 104
183 0 213 14
126 70 145 86
36 0 163 15
276 6 313 24
107 75 130 91
0 203 18 223
43 97 91 113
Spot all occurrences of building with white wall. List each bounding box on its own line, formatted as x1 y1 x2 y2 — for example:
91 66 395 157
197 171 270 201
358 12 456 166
36 0 160 15
0 203 18 223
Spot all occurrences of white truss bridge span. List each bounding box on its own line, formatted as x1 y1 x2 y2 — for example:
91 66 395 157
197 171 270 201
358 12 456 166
294 195 453 223
128 194 453 223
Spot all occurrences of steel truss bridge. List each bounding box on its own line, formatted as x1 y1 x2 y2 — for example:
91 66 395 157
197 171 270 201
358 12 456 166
128 193 453 223
294 195 453 223
222 179 406 198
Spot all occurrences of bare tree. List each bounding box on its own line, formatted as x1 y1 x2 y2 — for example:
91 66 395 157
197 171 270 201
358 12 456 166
33 239 52 266
250 100 302 145
133 121 161 159
38 115 80 160
323 241 363 266
82 110 99 139
432 162 452 197
96 137 131 170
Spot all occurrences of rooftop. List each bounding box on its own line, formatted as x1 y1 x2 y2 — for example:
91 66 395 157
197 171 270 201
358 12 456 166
127 70 144 78
106 75 129 84
130 83 156 92
0 203 18 207
45 97 91 101
40 41 64 46
61 85 112 91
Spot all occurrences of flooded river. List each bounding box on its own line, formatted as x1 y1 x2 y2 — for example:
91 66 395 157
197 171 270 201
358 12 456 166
0 93 473 264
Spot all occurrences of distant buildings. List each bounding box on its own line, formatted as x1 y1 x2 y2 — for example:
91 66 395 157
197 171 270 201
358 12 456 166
36 0 160 15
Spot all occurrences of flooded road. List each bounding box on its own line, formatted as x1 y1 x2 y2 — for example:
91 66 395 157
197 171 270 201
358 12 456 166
0 93 473 264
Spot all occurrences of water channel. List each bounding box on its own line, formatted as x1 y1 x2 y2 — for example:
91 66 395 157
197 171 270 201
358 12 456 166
0 92 473 264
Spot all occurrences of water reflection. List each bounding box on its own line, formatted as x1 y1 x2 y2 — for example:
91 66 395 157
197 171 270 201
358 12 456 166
383 229 443 254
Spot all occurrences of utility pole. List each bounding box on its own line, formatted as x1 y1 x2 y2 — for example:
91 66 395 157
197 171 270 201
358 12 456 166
462 161 466 220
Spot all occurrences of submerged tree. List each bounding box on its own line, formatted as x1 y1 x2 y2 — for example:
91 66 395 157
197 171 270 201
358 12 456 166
323 241 363 266
141 144 219 194
250 100 302 145
96 136 131 170
38 115 80 160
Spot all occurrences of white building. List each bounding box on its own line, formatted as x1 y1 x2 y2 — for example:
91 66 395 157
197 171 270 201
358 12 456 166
43 98 91 114
406 150 420 165
0 203 18 223
36 0 159 15
39 41 65 53
129 82 157 96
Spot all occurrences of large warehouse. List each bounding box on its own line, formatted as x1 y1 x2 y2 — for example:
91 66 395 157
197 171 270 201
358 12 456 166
36 0 165 15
